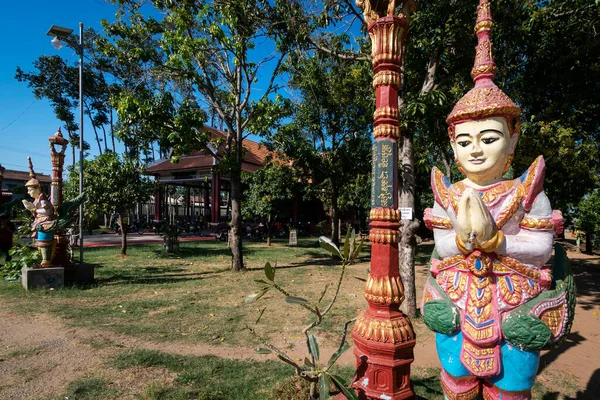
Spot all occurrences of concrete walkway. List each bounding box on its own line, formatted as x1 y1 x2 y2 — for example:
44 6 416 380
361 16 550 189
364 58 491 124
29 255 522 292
82 233 216 248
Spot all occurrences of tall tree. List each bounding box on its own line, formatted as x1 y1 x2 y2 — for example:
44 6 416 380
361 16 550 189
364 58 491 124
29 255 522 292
272 47 373 246
102 0 294 271
575 190 600 254
242 161 299 246
66 153 154 256
15 56 87 167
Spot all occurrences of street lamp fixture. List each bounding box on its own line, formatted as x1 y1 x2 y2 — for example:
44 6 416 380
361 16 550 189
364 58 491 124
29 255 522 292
46 25 73 50
47 23 85 263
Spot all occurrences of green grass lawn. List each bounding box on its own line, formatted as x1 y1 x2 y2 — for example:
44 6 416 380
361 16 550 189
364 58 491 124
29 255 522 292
0 238 567 399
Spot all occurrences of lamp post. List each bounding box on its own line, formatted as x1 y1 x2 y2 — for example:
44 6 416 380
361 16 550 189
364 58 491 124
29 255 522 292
47 23 84 263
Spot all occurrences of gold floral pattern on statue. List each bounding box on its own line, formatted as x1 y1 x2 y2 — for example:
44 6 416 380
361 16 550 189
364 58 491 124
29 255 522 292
442 271 468 302
364 275 405 305
436 255 465 272
446 87 520 125
462 348 496 375
498 275 523 306
428 216 453 229
463 322 494 341
539 305 567 338
520 217 554 230
495 256 542 280
354 313 415 343
441 377 480 400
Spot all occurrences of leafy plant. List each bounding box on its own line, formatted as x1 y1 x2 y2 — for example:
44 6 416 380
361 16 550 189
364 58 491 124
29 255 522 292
1 244 41 280
245 230 363 399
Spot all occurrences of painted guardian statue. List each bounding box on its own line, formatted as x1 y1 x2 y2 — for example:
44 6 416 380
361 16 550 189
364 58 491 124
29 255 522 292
420 1 576 399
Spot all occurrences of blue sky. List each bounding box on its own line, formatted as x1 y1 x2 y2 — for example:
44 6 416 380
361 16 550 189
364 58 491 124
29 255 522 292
0 0 118 176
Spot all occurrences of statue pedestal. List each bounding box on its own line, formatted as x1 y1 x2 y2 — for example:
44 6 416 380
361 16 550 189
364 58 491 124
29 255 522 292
21 266 64 290
64 263 95 285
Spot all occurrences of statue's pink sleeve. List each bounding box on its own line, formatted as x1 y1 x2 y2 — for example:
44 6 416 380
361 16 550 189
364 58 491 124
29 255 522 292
431 202 461 258
496 192 554 266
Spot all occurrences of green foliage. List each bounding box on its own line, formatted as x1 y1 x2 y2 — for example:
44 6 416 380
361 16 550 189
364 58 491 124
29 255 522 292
242 161 299 235
64 378 118 400
575 190 600 236
269 48 373 244
68 152 154 216
1 245 40 280
111 349 294 400
246 230 364 398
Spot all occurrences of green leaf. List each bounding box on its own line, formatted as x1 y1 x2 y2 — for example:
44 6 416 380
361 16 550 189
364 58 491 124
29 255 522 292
255 307 266 324
319 236 341 258
253 279 269 285
264 262 275 281
353 276 367 282
254 347 272 354
308 333 320 361
285 296 309 305
350 238 365 262
328 374 358 400
320 373 331 400
327 342 350 367
244 287 269 303
303 357 314 368
343 229 351 260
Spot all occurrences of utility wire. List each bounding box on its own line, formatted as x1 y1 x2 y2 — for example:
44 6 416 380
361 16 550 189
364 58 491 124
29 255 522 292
0 50 77 132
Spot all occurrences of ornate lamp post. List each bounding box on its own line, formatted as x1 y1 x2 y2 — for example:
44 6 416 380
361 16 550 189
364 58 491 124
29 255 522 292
350 1 416 399
48 128 70 266
47 23 84 262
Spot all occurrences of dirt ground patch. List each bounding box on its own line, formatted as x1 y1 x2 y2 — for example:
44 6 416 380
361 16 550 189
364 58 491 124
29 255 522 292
0 246 598 399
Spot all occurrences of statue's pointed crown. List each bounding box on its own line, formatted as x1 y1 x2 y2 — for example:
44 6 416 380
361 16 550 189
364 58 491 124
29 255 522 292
446 0 520 137
25 157 40 187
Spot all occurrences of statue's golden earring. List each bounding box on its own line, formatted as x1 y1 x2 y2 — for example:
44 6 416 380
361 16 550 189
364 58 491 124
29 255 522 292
503 154 514 175
455 157 466 175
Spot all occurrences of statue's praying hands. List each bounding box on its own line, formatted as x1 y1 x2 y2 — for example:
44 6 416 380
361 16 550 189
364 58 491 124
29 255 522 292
22 199 35 212
456 188 495 247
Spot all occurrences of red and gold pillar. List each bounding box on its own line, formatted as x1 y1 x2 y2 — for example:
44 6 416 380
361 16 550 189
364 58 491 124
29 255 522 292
350 8 416 400
48 128 70 266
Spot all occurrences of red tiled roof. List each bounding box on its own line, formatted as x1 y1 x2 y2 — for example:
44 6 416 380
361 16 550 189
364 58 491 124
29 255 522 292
147 126 274 175
2 170 51 183
147 155 215 174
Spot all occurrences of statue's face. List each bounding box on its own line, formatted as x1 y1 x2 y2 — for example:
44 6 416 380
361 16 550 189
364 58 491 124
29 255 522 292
451 117 518 184
27 186 41 199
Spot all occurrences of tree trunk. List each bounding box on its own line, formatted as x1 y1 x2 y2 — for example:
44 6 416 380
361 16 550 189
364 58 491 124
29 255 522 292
119 214 127 256
398 134 419 318
266 215 272 247
101 125 109 153
230 149 244 271
331 187 340 247
110 108 116 152
585 231 593 254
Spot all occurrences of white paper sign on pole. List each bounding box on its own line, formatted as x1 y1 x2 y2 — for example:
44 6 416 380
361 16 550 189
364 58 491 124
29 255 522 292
400 207 413 220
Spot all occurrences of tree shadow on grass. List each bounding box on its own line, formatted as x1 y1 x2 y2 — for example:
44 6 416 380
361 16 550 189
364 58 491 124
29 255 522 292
538 331 586 375
569 256 600 311
98 268 229 286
